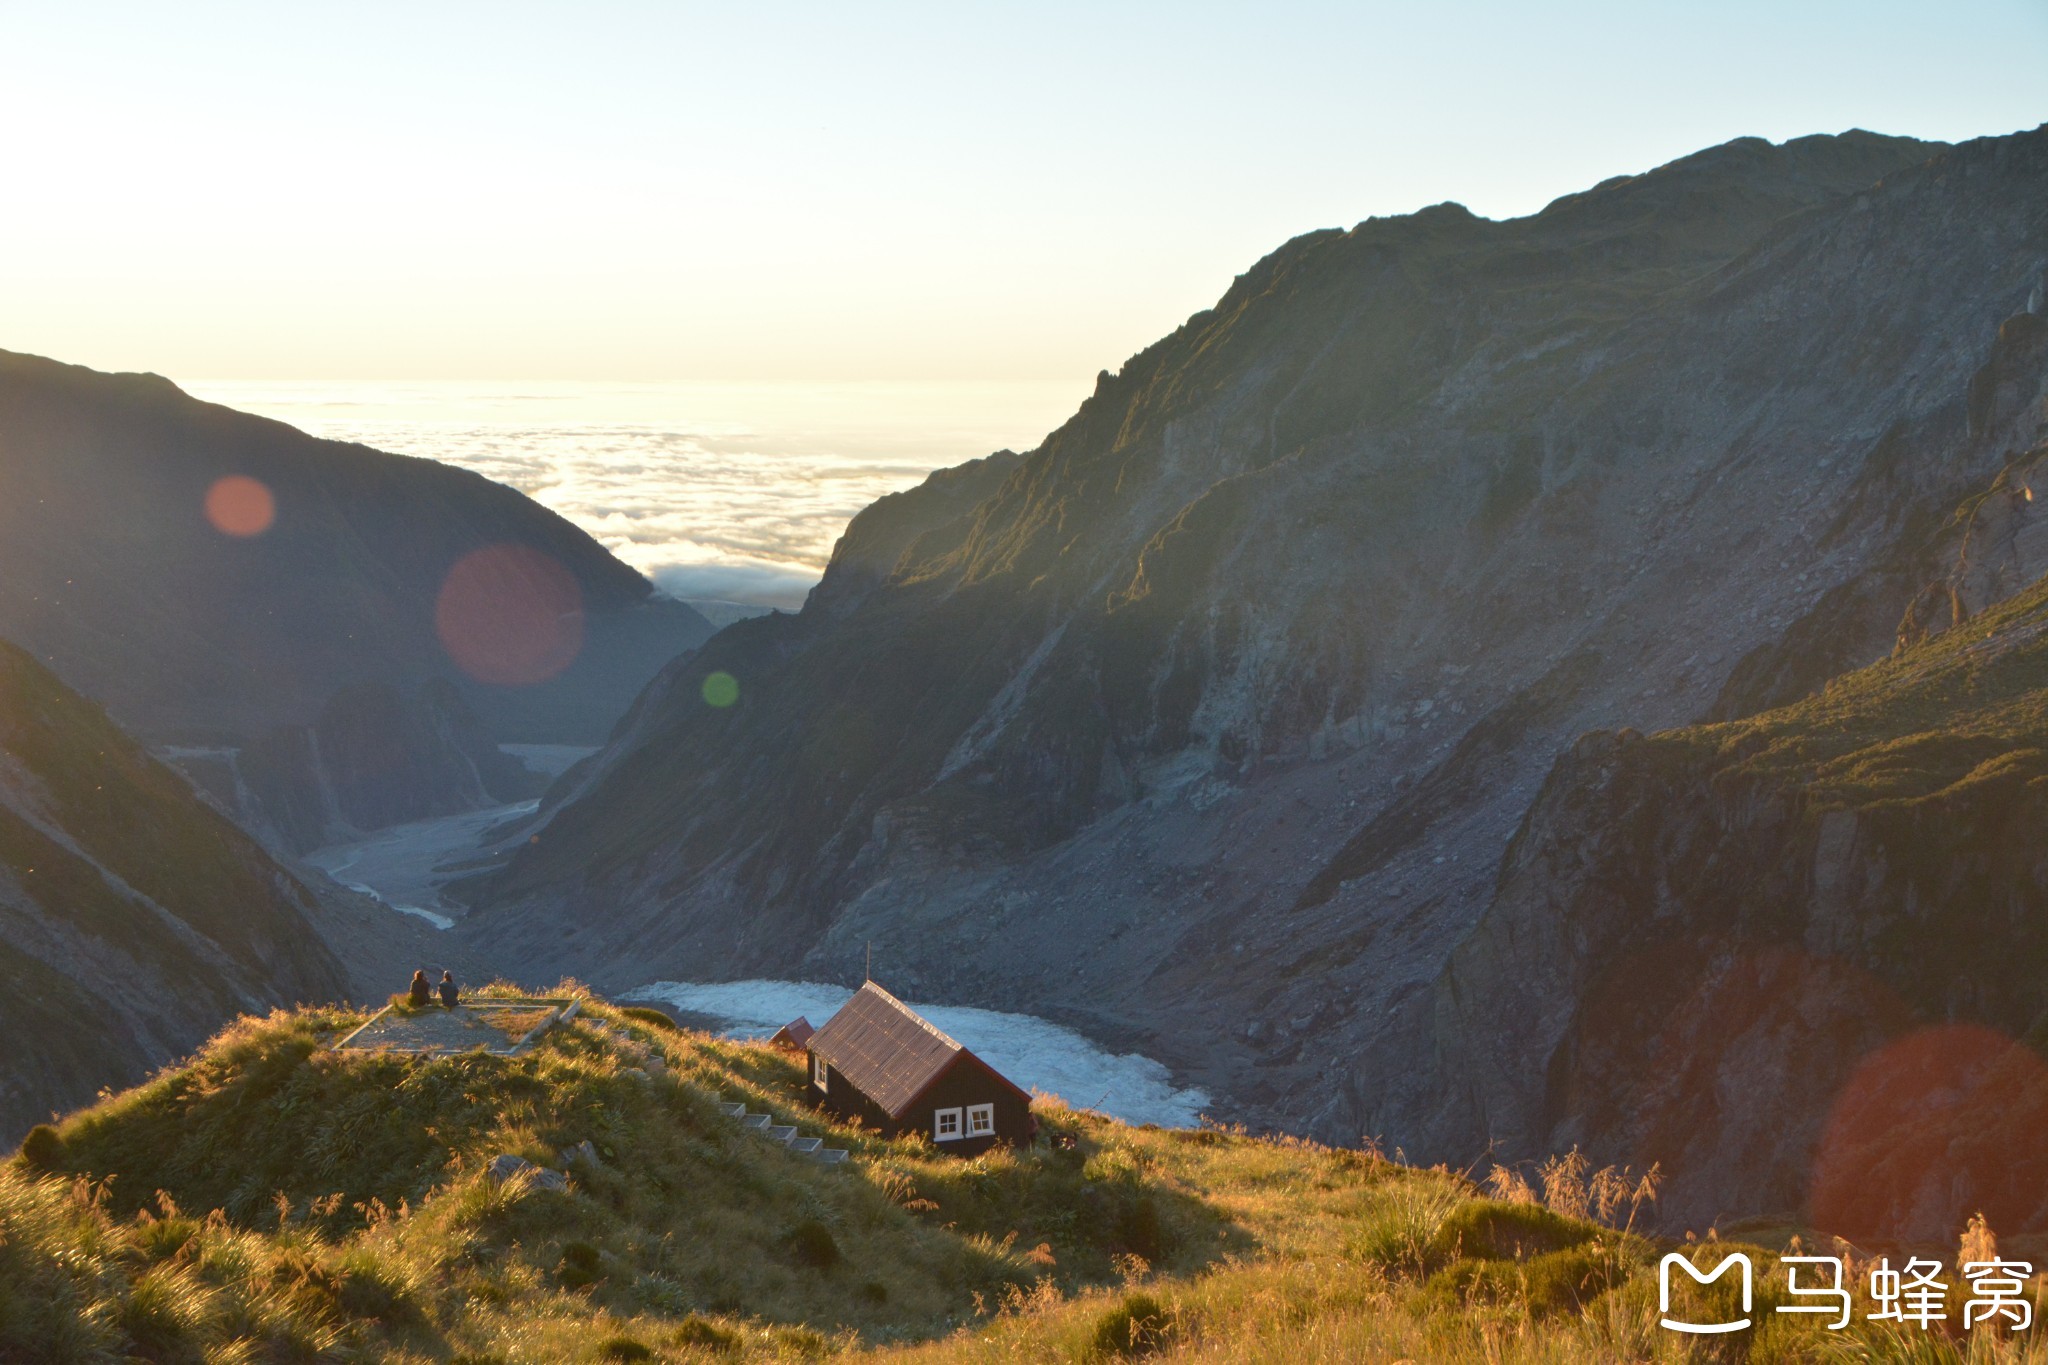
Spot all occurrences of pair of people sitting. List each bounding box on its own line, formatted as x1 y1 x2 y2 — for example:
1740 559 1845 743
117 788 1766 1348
407 970 459 1008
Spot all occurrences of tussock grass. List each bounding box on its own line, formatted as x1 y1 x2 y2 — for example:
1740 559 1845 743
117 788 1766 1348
1664 573 2048 811
10 995 2048 1361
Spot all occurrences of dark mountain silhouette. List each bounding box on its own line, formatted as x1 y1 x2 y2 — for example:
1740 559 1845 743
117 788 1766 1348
0 350 713 748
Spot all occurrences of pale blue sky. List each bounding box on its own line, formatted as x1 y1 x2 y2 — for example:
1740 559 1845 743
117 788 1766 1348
2 1 2042 384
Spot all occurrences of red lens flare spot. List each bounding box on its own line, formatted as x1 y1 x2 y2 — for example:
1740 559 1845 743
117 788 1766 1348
204 475 275 537
1808 1024 2048 1243
434 544 585 686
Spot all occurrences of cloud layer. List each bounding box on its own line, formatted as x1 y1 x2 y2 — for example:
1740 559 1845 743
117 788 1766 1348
192 380 1074 612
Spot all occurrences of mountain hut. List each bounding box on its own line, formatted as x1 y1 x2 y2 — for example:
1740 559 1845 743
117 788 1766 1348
769 1016 814 1050
804 982 1033 1153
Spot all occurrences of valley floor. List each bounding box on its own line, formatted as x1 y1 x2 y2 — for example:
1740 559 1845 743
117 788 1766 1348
306 800 542 931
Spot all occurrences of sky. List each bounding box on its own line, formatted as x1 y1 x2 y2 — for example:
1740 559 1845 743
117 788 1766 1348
3 1 2044 386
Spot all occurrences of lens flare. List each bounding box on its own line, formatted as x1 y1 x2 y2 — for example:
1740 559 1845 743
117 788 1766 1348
1808 1023 2048 1242
434 544 585 686
204 475 275 537
701 671 739 707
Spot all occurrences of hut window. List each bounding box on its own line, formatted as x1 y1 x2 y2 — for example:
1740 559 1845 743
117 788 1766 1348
812 1053 828 1090
933 1107 963 1141
967 1104 994 1137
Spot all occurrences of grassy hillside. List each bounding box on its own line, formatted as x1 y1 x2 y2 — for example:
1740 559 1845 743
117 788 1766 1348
1654 570 2048 807
7 990 2047 1362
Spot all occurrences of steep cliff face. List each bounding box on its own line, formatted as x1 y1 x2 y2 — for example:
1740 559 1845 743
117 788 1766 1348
180 680 544 854
469 128 2048 1155
0 351 712 746
0 640 346 1142
1436 552 2048 1240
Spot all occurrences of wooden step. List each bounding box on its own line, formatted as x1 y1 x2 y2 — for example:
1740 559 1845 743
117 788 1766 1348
812 1148 849 1165
766 1125 797 1143
739 1112 770 1130
788 1136 822 1155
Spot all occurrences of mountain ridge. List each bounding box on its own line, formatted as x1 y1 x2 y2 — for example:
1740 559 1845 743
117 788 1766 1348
0 349 714 746
457 123 2048 1196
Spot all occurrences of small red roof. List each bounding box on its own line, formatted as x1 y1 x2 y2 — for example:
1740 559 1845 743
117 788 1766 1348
771 1016 815 1048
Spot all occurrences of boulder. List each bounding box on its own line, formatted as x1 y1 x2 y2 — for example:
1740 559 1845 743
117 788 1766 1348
486 1152 571 1193
486 1153 536 1183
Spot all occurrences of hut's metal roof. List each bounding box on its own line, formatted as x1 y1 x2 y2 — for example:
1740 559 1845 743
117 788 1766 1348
772 1016 815 1048
808 982 1026 1118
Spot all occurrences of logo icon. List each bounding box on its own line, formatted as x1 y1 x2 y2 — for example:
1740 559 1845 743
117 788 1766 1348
1660 1251 1753 1334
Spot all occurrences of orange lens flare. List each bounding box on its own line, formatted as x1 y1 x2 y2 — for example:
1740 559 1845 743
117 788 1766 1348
434 544 585 686
204 475 275 537
1808 1023 2048 1243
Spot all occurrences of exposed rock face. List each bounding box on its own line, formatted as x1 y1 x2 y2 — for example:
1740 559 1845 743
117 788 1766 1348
0 351 713 745
180 680 544 854
467 127 2048 1198
1436 562 2048 1240
0 640 346 1143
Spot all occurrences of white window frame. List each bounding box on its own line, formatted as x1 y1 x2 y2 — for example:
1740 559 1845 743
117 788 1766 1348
933 1107 964 1141
966 1103 995 1138
812 1052 828 1090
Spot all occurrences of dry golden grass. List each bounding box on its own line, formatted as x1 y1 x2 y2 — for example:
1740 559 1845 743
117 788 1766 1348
9 996 2048 1362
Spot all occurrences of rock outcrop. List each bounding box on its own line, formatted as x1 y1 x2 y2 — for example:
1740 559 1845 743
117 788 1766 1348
1436 566 2048 1240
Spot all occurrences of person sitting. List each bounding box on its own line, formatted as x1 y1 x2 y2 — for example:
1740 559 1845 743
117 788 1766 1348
407 970 432 1008
437 971 459 1008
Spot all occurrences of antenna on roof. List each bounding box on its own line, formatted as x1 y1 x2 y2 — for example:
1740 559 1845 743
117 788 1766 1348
866 941 872 982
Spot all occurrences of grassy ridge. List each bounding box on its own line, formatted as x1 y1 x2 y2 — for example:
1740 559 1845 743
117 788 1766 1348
7 991 2048 1362
1658 574 2048 810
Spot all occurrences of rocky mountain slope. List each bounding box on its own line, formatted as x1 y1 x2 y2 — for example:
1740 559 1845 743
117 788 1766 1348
0 350 712 750
1438 537 2048 1242
466 127 2048 1218
176 679 545 854
1435 397 2048 1240
0 639 347 1143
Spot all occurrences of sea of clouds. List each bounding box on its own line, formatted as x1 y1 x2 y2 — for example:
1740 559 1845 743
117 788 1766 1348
189 380 1077 614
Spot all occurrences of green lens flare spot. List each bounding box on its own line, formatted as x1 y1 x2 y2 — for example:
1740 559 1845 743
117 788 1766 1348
701 671 740 708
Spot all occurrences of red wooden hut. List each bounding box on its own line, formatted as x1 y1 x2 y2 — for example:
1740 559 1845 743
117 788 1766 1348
769 1016 814 1051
